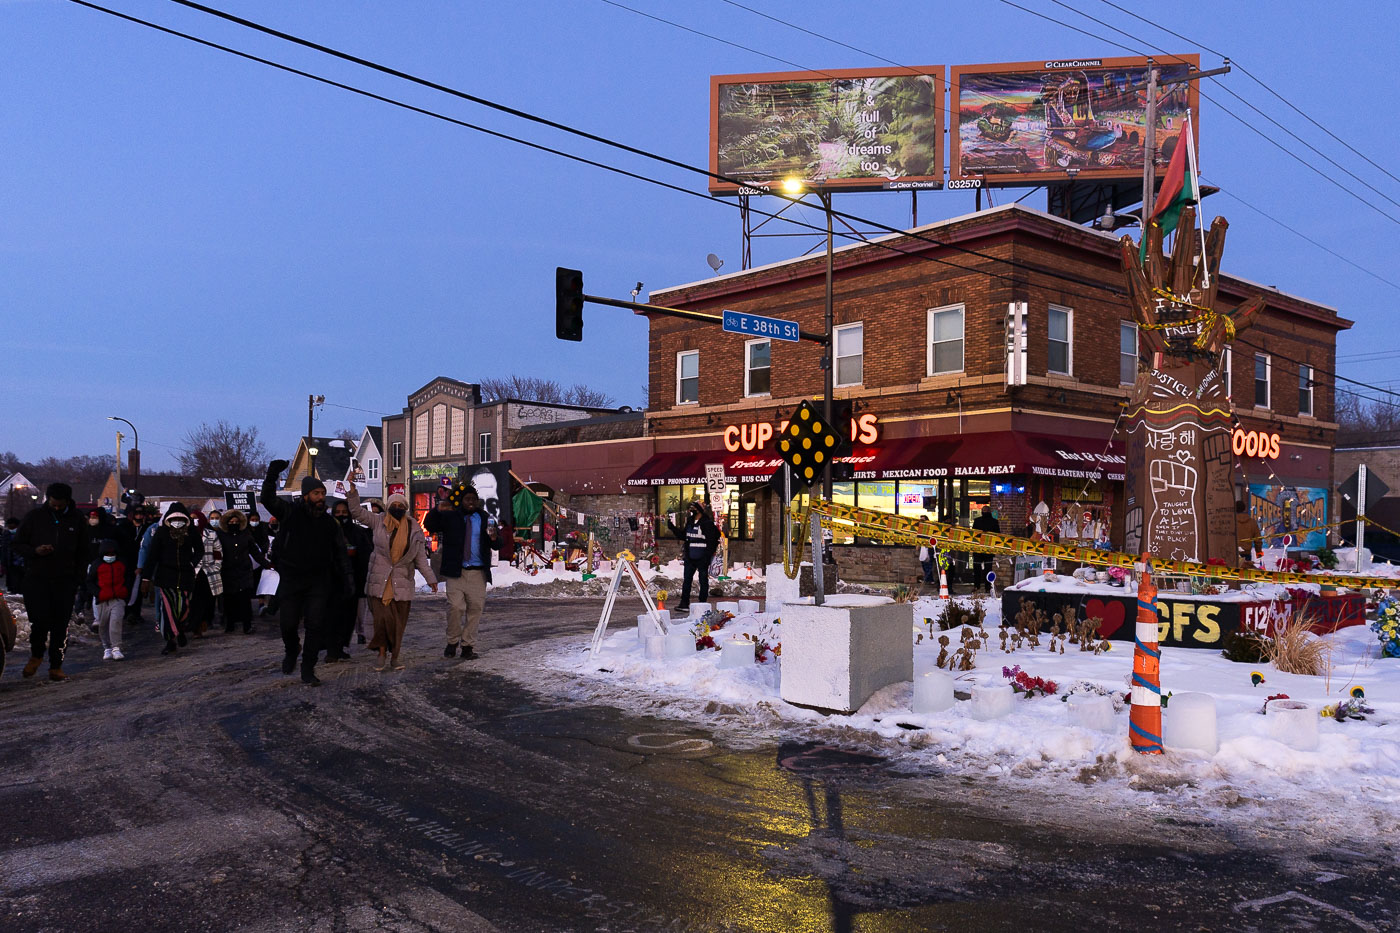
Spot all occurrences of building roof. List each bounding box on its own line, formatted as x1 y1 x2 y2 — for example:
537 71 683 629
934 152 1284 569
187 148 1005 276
363 425 383 450
650 202 1348 329
511 410 645 447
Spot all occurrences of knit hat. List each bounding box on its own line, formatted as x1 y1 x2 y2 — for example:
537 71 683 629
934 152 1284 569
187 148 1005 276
46 482 73 501
163 501 191 524
302 475 326 496
100 540 119 556
385 492 408 509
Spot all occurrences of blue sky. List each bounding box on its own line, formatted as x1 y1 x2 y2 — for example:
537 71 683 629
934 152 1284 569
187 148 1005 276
3 0 1397 470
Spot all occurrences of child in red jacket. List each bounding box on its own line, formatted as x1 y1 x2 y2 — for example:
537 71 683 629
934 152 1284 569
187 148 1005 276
89 540 130 659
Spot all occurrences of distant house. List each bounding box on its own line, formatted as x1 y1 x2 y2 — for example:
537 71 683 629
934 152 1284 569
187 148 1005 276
350 426 384 499
282 436 355 499
97 472 225 515
1 471 42 520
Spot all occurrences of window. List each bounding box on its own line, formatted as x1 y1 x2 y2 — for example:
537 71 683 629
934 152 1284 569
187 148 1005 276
1299 364 1314 416
413 413 429 458
1222 346 1232 398
366 458 380 480
835 323 864 387
1254 353 1271 409
1048 306 1072 375
656 484 704 537
1119 321 1138 385
676 350 699 404
391 442 402 470
479 432 493 463
927 305 964 375
744 339 771 396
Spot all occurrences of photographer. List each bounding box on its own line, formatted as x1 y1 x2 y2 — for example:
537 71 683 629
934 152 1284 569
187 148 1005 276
665 500 719 613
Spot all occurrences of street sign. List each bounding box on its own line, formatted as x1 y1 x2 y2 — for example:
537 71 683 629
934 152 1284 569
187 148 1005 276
1339 468 1388 513
776 400 841 487
721 309 800 342
704 463 727 518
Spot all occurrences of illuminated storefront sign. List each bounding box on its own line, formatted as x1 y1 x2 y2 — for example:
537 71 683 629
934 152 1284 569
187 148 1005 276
723 413 879 452
1231 428 1280 460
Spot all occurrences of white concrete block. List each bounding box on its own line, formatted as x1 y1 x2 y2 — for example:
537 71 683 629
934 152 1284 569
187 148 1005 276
971 684 1014 720
1163 692 1218 755
912 670 955 714
664 629 695 659
1266 699 1319 751
765 563 801 609
643 634 666 660
688 602 711 618
716 601 740 615
737 599 760 615
718 638 755 669
1067 694 1116 732
779 600 914 714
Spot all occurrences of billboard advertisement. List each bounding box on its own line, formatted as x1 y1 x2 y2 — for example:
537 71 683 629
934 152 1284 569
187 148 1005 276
709 67 944 195
950 56 1199 184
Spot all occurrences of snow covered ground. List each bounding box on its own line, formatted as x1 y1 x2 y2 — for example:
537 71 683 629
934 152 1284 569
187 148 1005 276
495 586 1400 846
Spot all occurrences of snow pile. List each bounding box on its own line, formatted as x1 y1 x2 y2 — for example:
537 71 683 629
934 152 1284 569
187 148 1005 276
482 559 773 599
5 594 29 644
507 592 1400 839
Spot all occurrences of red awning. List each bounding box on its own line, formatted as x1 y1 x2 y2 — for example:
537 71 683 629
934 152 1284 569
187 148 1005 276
625 432 1124 487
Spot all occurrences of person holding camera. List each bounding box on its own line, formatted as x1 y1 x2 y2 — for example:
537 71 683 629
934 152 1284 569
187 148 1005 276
424 484 499 660
666 500 720 613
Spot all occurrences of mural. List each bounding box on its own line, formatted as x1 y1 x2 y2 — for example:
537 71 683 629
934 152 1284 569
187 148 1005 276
1249 483 1329 550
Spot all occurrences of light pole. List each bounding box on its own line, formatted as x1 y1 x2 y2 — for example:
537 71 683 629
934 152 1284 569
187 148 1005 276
107 416 139 490
308 445 320 484
782 178 836 500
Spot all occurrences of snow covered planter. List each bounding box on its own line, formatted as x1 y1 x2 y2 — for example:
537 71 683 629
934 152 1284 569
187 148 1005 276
779 595 913 714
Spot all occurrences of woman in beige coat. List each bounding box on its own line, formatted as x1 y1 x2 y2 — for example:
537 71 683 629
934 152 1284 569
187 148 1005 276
347 482 437 671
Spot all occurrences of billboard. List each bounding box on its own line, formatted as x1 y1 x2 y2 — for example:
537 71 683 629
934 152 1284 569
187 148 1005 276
709 67 944 195
950 56 1199 184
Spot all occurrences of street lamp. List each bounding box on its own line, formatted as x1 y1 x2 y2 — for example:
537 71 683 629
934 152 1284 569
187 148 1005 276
308 445 320 482
107 416 140 490
783 176 836 499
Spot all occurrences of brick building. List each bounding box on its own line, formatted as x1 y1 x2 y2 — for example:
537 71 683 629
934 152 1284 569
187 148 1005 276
633 203 1348 580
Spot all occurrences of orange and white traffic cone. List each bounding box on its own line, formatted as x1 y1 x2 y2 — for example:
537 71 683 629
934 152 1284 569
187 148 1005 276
1129 555 1164 755
937 550 950 600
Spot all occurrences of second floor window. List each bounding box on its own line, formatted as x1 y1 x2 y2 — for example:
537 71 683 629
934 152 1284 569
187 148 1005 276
479 432 493 463
835 322 863 386
1119 321 1138 385
1299 364 1314 417
1222 346 1232 398
1255 353 1271 409
391 442 402 470
1048 306 1072 375
676 350 699 404
927 305 964 376
366 458 380 480
745 339 771 396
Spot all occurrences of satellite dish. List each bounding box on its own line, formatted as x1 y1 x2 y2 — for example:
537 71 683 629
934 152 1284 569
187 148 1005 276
706 253 724 273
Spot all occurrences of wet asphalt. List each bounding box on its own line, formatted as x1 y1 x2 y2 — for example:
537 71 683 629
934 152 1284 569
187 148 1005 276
1 596 1396 932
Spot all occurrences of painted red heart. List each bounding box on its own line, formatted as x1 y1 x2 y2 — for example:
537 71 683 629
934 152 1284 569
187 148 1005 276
1086 598 1127 639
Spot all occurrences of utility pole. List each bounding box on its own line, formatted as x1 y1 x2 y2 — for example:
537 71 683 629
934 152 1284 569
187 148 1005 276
1139 60 1232 229
114 431 124 503
307 394 325 482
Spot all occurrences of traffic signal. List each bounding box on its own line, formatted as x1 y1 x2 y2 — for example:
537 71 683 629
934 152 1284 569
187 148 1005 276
556 267 584 341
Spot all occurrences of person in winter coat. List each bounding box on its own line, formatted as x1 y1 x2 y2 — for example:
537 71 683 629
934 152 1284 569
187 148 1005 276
971 506 1000 593
143 502 204 655
260 461 353 686
216 509 264 634
1235 500 1263 565
348 482 436 671
13 482 90 681
118 505 148 623
665 500 720 612
88 540 129 660
327 499 372 661
188 509 223 637
424 484 500 660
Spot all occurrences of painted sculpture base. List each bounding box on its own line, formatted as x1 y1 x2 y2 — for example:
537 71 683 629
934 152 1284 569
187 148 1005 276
779 597 913 715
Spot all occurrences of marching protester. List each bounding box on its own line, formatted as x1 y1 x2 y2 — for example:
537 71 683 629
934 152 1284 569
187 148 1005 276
217 509 264 634
665 499 719 613
190 509 223 637
120 504 150 623
348 481 436 671
328 499 371 661
260 460 353 686
971 506 1000 593
425 484 499 660
12 482 89 681
143 502 203 656
88 540 129 660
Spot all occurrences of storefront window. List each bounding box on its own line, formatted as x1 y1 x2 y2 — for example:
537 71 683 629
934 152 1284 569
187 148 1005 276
830 481 856 543
656 484 704 537
965 479 991 519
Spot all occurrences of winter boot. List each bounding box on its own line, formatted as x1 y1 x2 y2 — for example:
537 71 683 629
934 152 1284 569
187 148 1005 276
22 656 42 678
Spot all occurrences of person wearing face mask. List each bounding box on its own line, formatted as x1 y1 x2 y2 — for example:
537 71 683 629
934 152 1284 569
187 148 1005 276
327 500 371 661
142 502 204 655
189 510 224 637
216 509 265 635
13 482 90 680
348 481 436 671
261 460 353 686
79 508 120 629
87 540 130 659
424 484 500 660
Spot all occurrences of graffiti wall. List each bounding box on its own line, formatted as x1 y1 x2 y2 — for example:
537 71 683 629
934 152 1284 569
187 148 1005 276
1248 483 1329 549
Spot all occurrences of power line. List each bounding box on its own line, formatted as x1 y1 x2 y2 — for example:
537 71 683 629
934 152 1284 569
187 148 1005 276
1093 0 1400 190
71 1 1400 412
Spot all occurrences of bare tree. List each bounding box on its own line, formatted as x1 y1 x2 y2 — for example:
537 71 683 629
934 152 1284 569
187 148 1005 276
331 426 359 442
178 421 270 486
1337 392 1400 446
479 375 614 408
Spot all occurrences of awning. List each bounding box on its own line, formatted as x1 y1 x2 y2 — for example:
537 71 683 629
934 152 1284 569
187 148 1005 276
625 432 1124 487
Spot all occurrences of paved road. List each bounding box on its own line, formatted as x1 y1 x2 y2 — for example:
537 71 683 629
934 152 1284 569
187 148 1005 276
1 596 1396 932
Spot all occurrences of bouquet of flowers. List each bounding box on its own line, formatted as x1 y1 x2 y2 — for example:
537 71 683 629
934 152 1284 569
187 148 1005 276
691 609 733 651
1372 597 1400 658
1002 664 1058 698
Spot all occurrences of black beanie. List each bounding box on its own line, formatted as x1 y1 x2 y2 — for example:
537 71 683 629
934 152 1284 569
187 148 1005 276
46 482 73 501
302 476 326 496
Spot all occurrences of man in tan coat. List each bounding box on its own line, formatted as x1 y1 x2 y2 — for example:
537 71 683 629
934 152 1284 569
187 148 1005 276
1235 500 1263 566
